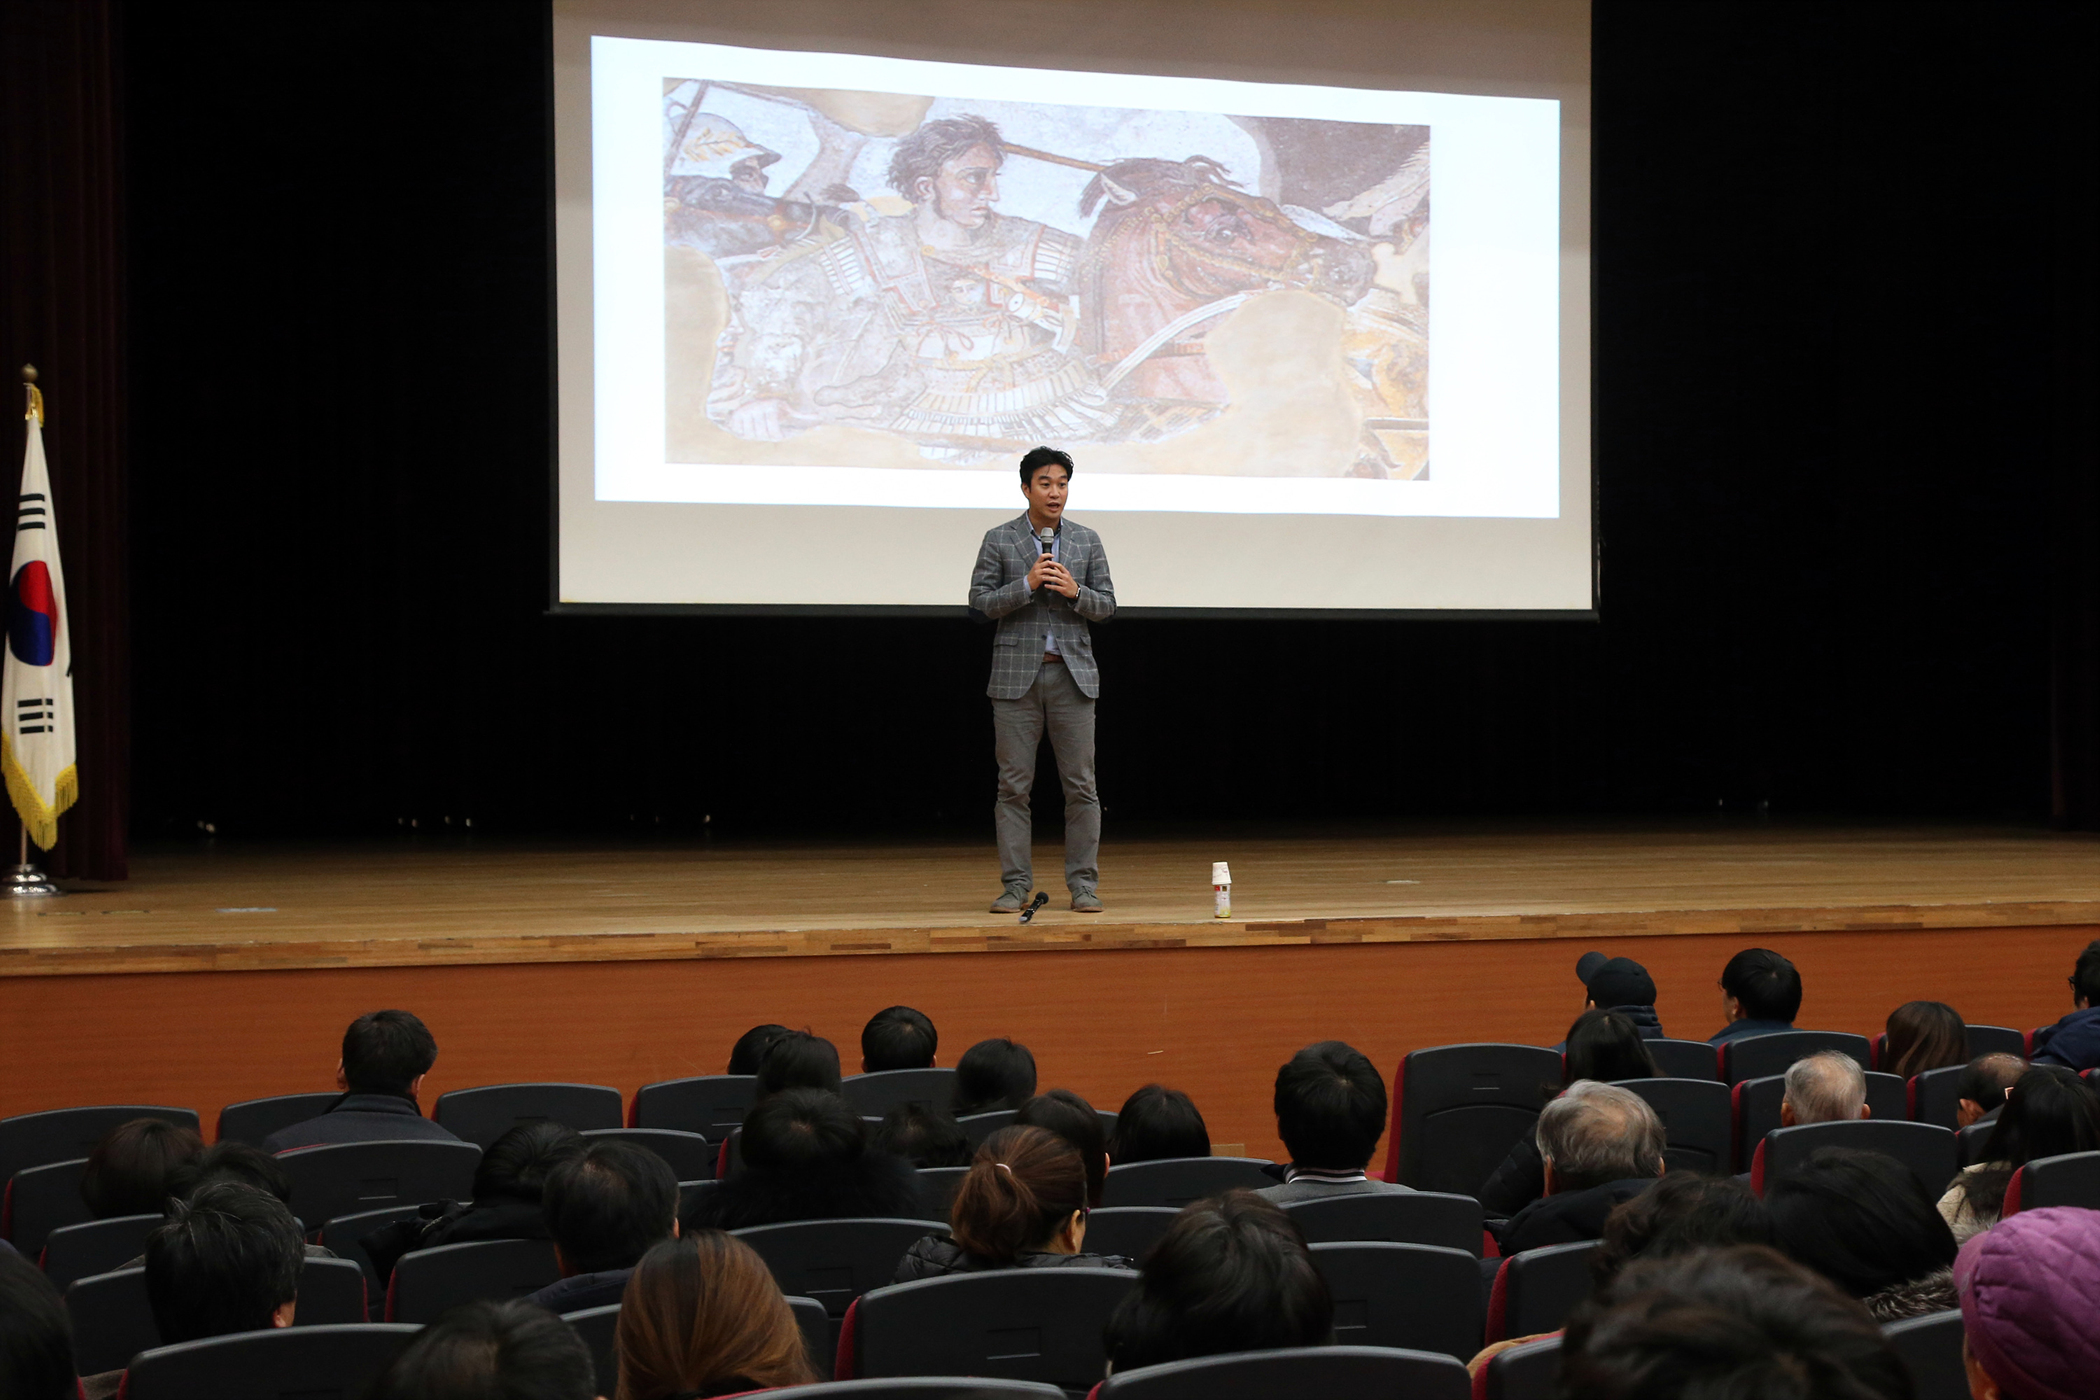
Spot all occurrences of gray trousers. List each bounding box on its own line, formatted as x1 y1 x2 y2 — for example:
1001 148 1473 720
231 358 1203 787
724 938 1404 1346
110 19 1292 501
991 659 1099 893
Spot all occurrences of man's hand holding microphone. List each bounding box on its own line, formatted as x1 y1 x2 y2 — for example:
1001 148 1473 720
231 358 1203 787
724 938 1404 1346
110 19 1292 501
1027 550 1080 599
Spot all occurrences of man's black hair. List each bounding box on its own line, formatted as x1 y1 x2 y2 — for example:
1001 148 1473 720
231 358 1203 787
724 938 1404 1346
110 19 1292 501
1764 1147 1957 1301
82 1117 204 1217
541 1139 678 1276
367 1299 596 1400
727 1023 791 1076
0 1251 75 1400
1719 948 1803 1023
741 1088 868 1173
1564 1010 1661 1087
1110 1085 1212 1164
166 1140 293 1205
1954 1052 2025 1110
474 1121 584 1203
870 1101 972 1168
1589 1172 1774 1291
1273 1040 1387 1171
888 114 1003 204
1016 1088 1109 1207
861 1005 938 1072
953 1037 1039 1117
342 1009 438 1097
1019 445 1074 486
144 1180 304 1344
757 1030 842 1098
2073 937 2100 1006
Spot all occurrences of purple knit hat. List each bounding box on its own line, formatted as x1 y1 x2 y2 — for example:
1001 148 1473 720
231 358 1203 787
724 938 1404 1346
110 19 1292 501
1954 1206 2100 1400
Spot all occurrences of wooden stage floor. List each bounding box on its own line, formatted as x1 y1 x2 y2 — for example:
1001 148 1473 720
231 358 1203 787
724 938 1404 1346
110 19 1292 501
9 824 2100 977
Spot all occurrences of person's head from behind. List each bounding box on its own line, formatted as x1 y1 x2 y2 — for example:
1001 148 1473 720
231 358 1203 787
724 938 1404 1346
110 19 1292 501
1955 1205 2100 1400
339 1008 438 1099
1578 952 1658 1013
1536 1081 1666 1195
756 1030 842 1099
367 1299 597 1400
165 1140 292 1207
475 1121 584 1203
541 1140 678 1277
870 1101 971 1168
1590 1172 1774 1291
1106 1190 1331 1372
953 1037 1038 1116
950 1125 1090 1264
1565 1009 1660 1087
1781 1051 1869 1126
1765 1147 1957 1301
1955 1052 2026 1129
1977 1063 2100 1168
861 1005 937 1072
616 1233 815 1399
741 1087 867 1175
1110 1085 1211 1164
1560 1246 1910 1400
2068 937 2100 1010
1719 947 1803 1025
81 1117 205 1218
1273 1040 1386 1172
0 1251 75 1400
144 1180 303 1343
1884 1000 1968 1078
1016 1088 1108 1207
727 1023 790 1076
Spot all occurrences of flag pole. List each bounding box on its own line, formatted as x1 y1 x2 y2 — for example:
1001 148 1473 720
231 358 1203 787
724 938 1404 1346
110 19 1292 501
6 365 62 897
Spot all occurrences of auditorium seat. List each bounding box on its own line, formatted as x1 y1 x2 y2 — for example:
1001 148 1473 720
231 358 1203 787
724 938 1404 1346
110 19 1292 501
1864 1071 1907 1122
1387 1045 1560 1195
4 1157 90 1252
1644 1039 1722 1081
840 1267 1135 1390
1481 1333 1562 1400
629 1074 757 1137
39 1212 159 1288
957 1109 1020 1147
1098 1157 1273 1208
277 1140 481 1237
215 1093 342 1147
915 1165 968 1218
581 1126 716 1179
1882 1310 1966 1400
840 1069 959 1119
1096 1345 1469 1400
2003 1150 2100 1214
562 1303 620 1396
430 1083 624 1148
1081 1206 1177 1262
679 1178 718 1219
67 1257 370 1374
787 1294 836 1376
1610 1078 1731 1176
1282 1189 1484 1255
766 1382 1066 1398
1751 1121 1959 1197
732 1217 945 1325
384 1237 561 1322
320 1205 424 1290
1719 1031 1873 1085
1908 1066 1966 1129
1957 1120 1995 1167
1733 1071 1913 1170
118 1322 420 1400
1484 1240 1598 1343
1309 1241 1483 1358
0 1105 200 1186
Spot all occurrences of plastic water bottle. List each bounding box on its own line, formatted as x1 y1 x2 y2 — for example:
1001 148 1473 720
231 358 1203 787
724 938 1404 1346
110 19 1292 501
1212 861 1232 919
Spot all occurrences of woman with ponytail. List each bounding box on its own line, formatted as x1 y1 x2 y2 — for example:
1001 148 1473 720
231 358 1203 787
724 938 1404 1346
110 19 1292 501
893 1126 1133 1281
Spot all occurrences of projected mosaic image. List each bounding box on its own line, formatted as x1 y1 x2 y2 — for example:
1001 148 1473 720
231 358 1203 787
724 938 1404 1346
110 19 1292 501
661 80 1430 480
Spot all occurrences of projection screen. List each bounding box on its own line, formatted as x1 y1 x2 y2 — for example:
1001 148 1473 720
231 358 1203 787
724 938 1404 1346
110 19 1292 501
552 0 1592 613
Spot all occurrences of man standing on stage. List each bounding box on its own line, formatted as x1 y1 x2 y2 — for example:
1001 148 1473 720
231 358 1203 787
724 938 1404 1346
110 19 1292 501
970 446 1115 913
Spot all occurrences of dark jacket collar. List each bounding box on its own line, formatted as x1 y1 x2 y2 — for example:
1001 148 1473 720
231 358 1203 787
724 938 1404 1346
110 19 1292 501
328 1091 424 1116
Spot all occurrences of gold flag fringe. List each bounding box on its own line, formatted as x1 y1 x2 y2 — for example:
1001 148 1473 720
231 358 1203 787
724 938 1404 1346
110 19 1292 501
1 731 75 850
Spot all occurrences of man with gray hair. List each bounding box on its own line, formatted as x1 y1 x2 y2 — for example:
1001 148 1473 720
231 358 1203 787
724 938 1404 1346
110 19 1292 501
1495 1081 1668 1253
1780 1051 1871 1127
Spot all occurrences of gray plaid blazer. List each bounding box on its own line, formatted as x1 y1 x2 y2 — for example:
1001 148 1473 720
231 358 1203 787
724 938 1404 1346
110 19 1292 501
969 514 1116 699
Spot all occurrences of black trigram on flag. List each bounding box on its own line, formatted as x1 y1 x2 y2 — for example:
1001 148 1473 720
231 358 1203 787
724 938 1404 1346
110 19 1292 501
16 493 46 532
16 696 54 734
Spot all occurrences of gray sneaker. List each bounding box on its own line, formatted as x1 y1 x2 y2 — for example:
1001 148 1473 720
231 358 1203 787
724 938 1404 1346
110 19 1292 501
990 885 1032 913
1070 889 1103 913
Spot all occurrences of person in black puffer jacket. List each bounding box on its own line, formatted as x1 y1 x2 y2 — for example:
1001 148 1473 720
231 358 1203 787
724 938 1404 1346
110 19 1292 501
687 1089 922 1232
361 1121 585 1285
894 1125 1131 1281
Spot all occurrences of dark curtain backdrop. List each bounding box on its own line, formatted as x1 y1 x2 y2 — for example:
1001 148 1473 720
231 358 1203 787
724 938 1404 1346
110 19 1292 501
0 0 130 878
97 1 2100 849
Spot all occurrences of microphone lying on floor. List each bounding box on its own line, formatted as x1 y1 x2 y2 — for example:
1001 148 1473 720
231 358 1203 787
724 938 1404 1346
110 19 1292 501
1018 891 1049 923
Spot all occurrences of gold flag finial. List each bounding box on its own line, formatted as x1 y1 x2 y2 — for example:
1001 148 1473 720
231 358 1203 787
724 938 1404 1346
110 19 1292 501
21 365 41 424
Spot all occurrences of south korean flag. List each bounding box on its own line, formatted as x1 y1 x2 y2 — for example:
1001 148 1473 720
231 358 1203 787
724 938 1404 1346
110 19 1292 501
3 392 76 851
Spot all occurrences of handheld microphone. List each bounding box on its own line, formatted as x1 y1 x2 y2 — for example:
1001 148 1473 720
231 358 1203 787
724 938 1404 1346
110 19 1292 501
1018 890 1049 923
1037 526 1056 555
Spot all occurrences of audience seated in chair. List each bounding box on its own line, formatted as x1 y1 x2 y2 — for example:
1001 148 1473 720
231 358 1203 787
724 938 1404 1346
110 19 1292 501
1571 952 1666 1042
166 1140 294 1207
1016 1088 1109 1207
1494 1082 1664 1254
1108 1085 1210 1165
0 1250 79 1400
261 1009 463 1152
726 1023 791 1076
686 1088 921 1232
2030 937 2100 1073
1939 1064 2100 1242
757 1031 844 1099
81 1117 204 1218
1955 1052 2027 1130
363 1120 586 1284
1780 1051 1870 1126
861 1005 938 1072
1559 1246 1910 1400
952 1037 1039 1117
1253 1040 1411 1203
1767 1146 1959 1319
1883 1000 1969 1077
1955 1205 2100 1400
870 1101 972 1168
1708 948 1802 1045
894 1125 1130 1281
616 1232 816 1398
1104 1190 1330 1374
1482 1010 1658 1216
367 1298 600 1400
527 1138 680 1314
